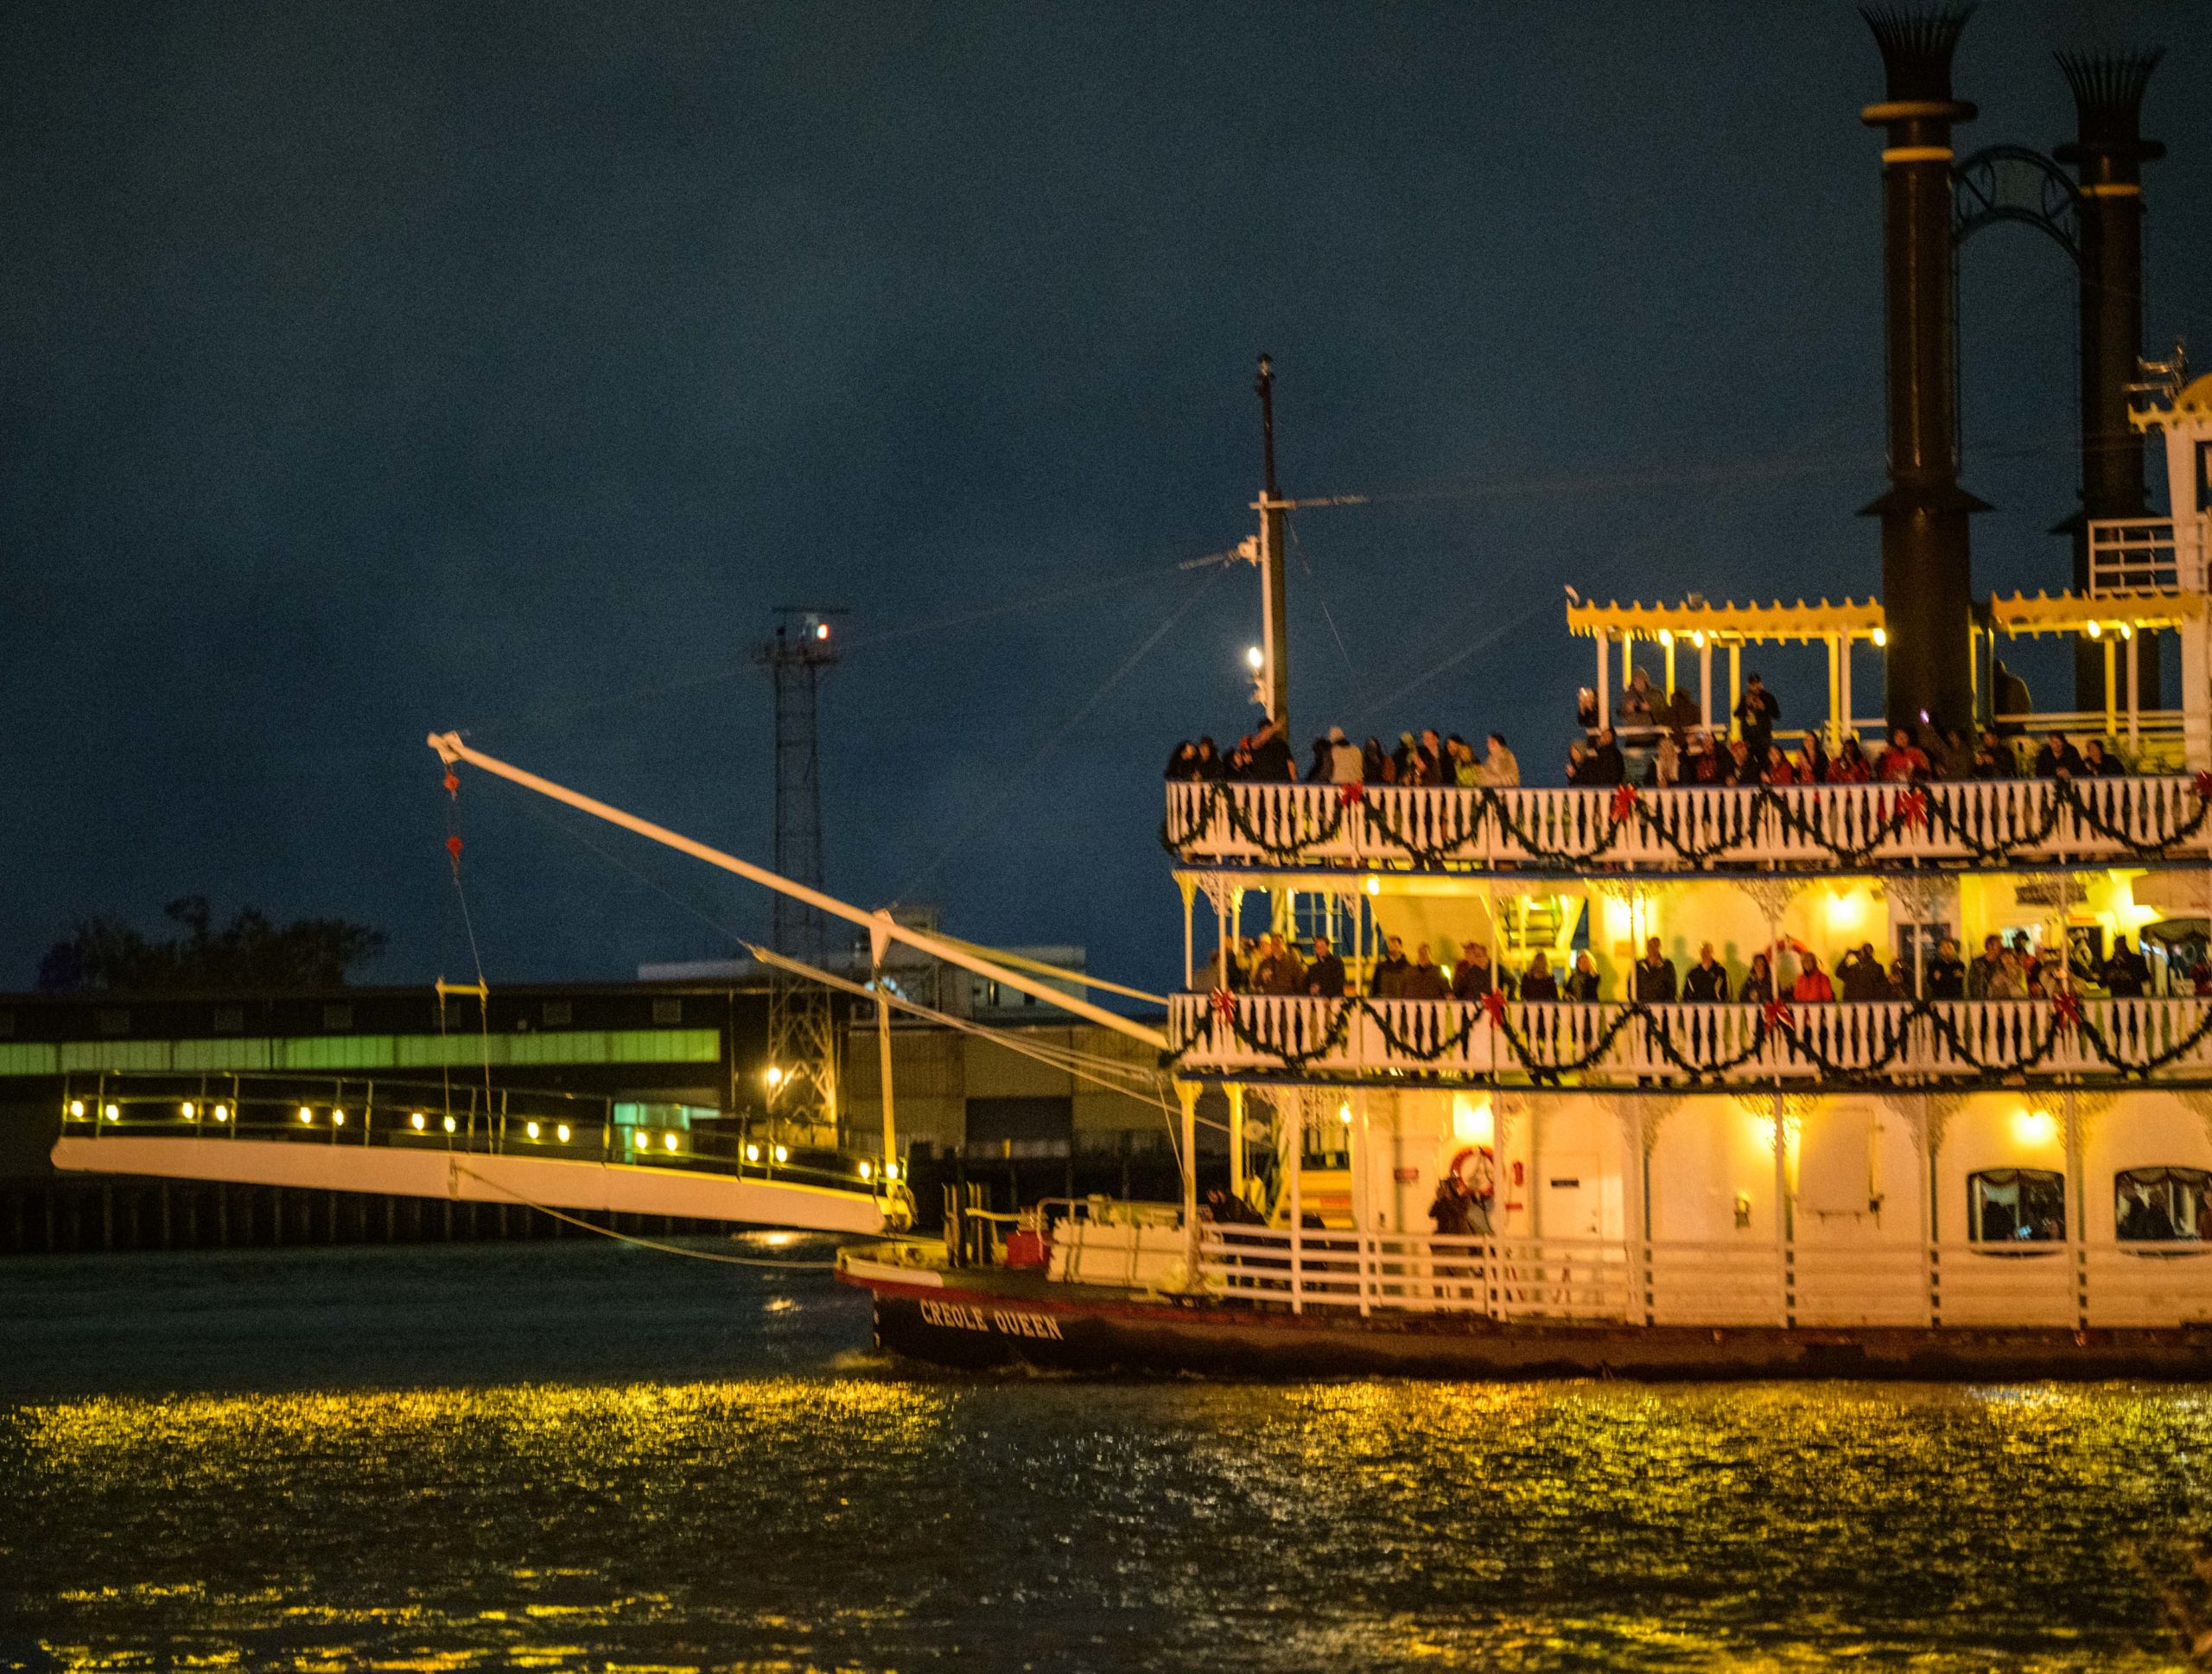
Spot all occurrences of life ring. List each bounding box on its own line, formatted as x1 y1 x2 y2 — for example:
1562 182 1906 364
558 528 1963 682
1446 1145 1497 1204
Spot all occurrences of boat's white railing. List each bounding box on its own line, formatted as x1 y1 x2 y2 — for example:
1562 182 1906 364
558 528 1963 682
2088 515 2194 595
1168 993 2212 1085
1164 775 2212 872
1197 1225 2212 1328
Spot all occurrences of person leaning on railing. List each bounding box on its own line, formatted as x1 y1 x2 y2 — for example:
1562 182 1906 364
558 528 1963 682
1789 951 1835 1003
1683 943 1730 1002
1631 939 1678 1003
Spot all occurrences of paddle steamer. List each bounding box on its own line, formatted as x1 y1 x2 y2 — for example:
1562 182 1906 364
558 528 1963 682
840 12 2212 1376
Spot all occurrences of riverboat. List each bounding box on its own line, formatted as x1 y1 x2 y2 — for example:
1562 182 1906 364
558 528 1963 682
838 14 2212 1378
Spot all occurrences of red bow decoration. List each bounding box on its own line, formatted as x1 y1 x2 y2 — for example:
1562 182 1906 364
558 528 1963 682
1337 781 1366 806
444 833 464 875
2196 770 2212 802
1898 787 1929 831
2052 990 2082 1032
1610 782 1638 823
1761 998 1793 1031
1480 990 1507 1028
442 770 460 798
1209 987 1238 1022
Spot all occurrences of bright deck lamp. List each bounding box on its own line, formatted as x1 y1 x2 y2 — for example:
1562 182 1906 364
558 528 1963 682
67 1099 84 1118
410 1112 426 1130
773 1144 789 1164
297 1105 313 1123
213 1104 229 1123
103 1104 119 1122
1245 646 1264 672
556 1123 571 1143
181 1101 195 1118
526 1121 541 1140
442 1115 457 1135
663 1132 679 1152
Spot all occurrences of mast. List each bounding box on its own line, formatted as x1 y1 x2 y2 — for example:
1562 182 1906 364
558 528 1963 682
1254 354 1291 733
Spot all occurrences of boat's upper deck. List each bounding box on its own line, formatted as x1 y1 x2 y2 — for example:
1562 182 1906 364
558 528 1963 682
1166 772 2212 876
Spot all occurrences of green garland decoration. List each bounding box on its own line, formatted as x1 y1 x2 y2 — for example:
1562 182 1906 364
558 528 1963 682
1168 991 2212 1085
1162 776 2212 872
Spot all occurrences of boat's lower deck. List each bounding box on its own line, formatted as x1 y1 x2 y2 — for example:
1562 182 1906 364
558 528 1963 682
841 1253 2212 1379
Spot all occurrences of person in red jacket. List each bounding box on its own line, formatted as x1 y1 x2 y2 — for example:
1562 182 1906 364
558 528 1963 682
1790 952 1835 1002
1877 725 1929 782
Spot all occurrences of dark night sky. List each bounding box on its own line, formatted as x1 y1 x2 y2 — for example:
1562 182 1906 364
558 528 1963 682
5 1 2209 997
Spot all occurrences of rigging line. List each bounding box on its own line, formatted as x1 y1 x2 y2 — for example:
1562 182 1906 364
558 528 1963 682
746 942 1168 1105
510 797 1167 1104
1351 533 1659 721
834 557 1198 652
1290 434 2083 512
465 552 1202 739
448 1163 839 1268
890 564 1229 901
931 933 1167 1006
1285 515 1358 684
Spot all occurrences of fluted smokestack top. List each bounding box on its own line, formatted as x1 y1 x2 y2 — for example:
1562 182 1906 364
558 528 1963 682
1861 3 1977 112
2056 48 2164 169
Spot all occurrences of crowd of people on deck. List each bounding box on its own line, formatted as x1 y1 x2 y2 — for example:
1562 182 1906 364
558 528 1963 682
1168 686 2136 795
1206 926 2186 1008
1164 718 1521 787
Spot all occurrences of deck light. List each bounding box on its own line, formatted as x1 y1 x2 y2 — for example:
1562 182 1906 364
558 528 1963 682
1658 629 1673 648
442 1114 456 1134
884 1162 899 1182
104 1104 119 1122
332 1109 346 1127
2087 621 2102 639
859 1160 874 1181
1245 646 1264 672
814 621 830 641
745 1143 761 1162
1690 631 1707 649
664 1132 679 1152
181 1101 196 1118
1338 1101 1353 1125
1364 875 1380 897
298 1105 314 1123
2015 1109 2058 1148
1872 627 1888 648
765 1066 784 1088
67 1099 84 1118
526 1120 541 1140
2120 623 2134 640
556 1123 571 1143
410 1112 426 1130
213 1104 229 1123
773 1144 789 1163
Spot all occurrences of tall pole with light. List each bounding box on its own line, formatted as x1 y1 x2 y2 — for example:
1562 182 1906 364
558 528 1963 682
1253 355 1291 734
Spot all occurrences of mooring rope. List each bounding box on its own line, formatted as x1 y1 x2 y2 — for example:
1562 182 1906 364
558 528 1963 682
448 1162 840 1270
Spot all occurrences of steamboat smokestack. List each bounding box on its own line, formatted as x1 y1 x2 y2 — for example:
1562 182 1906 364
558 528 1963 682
2057 47 2163 710
1861 4 1983 734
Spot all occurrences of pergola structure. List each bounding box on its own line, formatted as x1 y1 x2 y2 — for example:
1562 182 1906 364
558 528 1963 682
1567 589 2204 762
1566 595 1887 746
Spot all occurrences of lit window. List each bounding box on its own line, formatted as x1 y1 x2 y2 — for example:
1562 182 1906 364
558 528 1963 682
1967 1168 2065 1244
2115 1168 2209 1244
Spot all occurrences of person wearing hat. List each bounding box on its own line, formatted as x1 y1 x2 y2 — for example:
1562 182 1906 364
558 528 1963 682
1326 725 1363 783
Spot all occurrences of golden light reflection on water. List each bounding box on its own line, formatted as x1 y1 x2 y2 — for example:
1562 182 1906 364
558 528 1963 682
6 1378 2210 1671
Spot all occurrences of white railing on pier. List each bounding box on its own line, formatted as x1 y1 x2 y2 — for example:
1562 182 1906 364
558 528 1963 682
1168 993 2212 1085
1164 774 2212 873
1197 1225 2210 1329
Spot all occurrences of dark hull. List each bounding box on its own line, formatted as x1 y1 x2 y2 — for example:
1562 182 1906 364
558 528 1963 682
847 1269 2212 1381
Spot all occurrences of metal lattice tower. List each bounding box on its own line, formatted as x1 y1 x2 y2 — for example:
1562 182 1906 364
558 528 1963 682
757 608 846 1138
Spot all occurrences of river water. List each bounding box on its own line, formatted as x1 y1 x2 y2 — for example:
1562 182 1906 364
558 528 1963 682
3 1239 2209 1672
